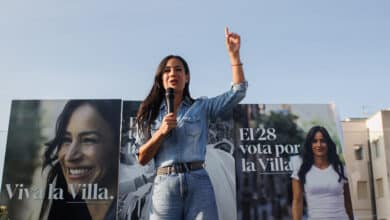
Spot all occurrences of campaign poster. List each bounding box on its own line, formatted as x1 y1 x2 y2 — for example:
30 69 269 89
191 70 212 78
0 100 121 220
118 100 237 220
118 101 154 220
234 104 348 220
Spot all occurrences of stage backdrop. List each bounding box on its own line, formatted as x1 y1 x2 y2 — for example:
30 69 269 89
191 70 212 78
0 101 350 220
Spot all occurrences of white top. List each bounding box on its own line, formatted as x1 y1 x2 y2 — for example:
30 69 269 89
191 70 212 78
291 157 349 220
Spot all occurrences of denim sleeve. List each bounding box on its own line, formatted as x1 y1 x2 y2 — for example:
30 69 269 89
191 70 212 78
203 80 248 118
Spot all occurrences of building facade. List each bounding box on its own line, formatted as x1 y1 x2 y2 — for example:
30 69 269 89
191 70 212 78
342 110 390 220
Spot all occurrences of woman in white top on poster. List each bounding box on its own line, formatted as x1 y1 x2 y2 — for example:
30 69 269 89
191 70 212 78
291 125 354 220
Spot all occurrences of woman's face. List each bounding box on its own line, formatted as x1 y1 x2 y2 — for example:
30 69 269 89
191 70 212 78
311 131 328 158
58 104 115 192
162 58 189 93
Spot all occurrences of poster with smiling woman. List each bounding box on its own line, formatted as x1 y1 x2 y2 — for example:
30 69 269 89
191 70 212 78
0 100 121 220
234 104 354 220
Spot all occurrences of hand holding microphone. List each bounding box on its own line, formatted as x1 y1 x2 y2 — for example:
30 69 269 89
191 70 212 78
159 88 177 136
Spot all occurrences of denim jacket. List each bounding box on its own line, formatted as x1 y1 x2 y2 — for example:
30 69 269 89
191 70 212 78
136 81 247 168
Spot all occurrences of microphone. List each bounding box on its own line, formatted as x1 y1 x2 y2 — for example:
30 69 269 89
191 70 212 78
165 88 175 113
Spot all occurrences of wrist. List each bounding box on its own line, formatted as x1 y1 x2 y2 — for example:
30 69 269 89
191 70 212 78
157 128 168 138
229 53 241 64
231 62 243 67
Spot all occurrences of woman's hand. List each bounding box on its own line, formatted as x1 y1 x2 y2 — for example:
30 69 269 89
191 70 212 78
138 113 177 165
225 26 245 84
225 27 241 61
159 113 177 136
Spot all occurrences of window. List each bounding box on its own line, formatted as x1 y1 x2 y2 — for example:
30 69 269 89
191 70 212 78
357 181 368 199
376 178 384 198
353 145 363 160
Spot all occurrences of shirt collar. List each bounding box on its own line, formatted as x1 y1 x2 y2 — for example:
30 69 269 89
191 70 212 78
160 96 193 111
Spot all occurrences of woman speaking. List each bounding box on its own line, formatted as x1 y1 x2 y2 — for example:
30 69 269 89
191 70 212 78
135 27 247 220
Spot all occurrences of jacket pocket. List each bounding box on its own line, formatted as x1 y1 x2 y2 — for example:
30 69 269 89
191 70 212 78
183 116 201 137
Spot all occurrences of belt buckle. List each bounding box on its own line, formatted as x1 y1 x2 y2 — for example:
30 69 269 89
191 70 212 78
172 163 188 173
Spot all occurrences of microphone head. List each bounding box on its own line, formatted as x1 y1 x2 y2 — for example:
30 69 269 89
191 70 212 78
166 88 175 97
165 88 175 113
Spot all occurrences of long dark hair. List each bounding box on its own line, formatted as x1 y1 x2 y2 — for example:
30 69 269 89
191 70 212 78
298 126 347 185
136 55 194 133
39 100 121 219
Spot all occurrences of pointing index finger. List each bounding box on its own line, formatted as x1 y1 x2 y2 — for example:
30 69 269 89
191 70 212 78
225 27 229 37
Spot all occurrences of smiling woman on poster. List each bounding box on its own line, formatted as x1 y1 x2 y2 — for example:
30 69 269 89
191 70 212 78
291 126 354 220
135 27 247 219
39 100 120 220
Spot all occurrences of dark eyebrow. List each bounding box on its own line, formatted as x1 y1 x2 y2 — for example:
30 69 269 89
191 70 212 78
79 131 102 137
64 131 102 138
165 65 183 68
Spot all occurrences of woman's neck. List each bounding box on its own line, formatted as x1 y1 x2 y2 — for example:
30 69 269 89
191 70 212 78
86 201 112 220
313 156 329 169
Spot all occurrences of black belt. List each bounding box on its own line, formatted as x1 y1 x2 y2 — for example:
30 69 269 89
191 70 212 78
157 161 204 175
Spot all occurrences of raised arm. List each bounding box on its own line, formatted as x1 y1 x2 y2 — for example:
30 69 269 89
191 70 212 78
225 27 245 84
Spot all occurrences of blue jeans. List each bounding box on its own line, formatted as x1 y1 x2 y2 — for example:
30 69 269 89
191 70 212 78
149 168 219 220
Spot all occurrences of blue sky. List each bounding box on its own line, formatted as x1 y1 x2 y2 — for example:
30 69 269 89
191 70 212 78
1 0 389 131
